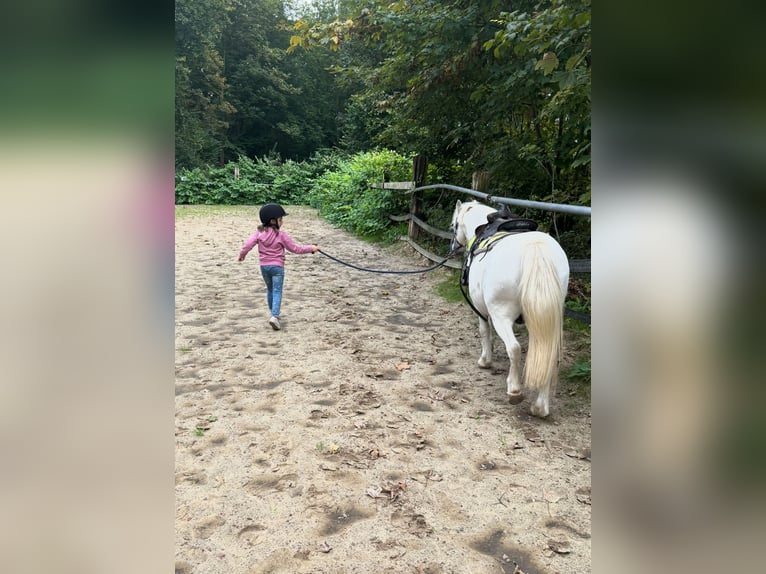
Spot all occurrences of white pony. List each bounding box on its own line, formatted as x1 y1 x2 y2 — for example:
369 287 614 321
450 200 570 417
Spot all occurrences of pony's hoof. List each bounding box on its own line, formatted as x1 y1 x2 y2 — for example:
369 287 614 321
508 392 524 405
478 359 492 369
530 404 550 418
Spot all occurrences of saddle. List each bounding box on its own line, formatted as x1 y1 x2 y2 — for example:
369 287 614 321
461 207 538 286
474 205 538 240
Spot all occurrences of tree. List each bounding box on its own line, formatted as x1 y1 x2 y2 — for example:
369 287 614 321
175 0 237 168
175 0 352 168
287 0 590 205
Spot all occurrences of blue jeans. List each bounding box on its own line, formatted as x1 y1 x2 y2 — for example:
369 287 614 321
260 265 285 318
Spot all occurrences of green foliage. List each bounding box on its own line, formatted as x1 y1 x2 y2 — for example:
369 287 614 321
175 0 350 169
176 0 590 207
556 216 591 259
307 149 411 235
563 360 591 383
564 276 591 334
175 154 317 205
565 279 591 314
435 272 464 303
175 0 590 259
175 0 238 168
288 0 590 206
174 149 413 246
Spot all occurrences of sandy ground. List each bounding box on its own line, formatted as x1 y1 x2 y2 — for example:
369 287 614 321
175 205 591 574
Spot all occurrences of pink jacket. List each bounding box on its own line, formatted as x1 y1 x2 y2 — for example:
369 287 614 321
239 227 314 266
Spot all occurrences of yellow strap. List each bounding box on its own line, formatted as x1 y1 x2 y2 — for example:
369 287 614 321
472 231 513 252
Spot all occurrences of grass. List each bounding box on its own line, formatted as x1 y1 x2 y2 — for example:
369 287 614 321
358 225 403 246
175 204 256 219
563 360 591 384
435 271 464 303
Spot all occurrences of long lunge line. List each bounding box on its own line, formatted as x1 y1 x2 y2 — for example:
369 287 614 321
316 249 452 275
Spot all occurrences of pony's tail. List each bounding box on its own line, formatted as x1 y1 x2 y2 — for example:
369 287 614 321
519 241 565 393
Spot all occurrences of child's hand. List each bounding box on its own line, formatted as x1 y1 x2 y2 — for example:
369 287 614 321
238 254 246 262
311 245 319 253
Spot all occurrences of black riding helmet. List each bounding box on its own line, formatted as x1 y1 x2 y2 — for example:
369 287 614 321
259 203 288 228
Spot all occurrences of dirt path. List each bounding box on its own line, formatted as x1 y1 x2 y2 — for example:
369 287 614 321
175 205 591 574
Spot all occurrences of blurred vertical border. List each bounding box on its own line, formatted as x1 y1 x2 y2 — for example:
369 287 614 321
0 1 175 573
596 0 766 571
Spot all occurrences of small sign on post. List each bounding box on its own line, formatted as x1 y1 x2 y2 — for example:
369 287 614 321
472 171 490 194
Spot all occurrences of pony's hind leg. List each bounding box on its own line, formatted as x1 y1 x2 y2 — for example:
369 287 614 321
490 313 523 404
477 316 493 368
530 384 551 418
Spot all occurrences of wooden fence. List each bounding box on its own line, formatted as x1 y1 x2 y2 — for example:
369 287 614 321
371 158 591 274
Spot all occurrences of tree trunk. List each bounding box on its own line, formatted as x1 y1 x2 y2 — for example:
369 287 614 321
409 155 428 240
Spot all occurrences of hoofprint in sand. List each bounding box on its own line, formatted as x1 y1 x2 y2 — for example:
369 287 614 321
175 205 591 574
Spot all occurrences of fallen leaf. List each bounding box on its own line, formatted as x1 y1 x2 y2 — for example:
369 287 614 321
368 448 386 459
380 480 407 501
317 541 332 553
366 486 384 499
395 362 411 371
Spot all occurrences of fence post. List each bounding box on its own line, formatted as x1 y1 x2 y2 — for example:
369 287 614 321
472 171 490 194
409 155 428 240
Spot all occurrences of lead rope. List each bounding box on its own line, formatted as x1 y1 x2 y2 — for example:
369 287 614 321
316 249 455 275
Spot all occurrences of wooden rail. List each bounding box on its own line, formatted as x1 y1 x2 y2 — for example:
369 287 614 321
375 165 591 323
389 213 453 240
377 180 591 273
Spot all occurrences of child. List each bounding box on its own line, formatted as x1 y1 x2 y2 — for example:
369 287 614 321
238 203 319 330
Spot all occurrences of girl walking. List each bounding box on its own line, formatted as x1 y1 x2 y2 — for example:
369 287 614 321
238 204 318 330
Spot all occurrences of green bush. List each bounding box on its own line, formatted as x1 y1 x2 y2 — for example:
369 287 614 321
175 154 308 205
175 149 346 207
174 150 589 265
307 149 412 237
271 160 314 204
